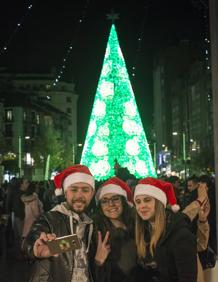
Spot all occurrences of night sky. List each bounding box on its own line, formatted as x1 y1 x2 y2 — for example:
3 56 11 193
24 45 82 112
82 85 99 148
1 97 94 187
0 0 205 143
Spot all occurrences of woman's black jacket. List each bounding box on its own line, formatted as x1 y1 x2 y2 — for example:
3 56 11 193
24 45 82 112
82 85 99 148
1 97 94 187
139 211 197 282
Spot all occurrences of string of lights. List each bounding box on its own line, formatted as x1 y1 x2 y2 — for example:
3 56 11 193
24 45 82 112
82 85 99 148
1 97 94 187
0 1 33 56
52 0 90 87
131 2 150 79
191 0 211 104
191 0 210 71
202 6 211 71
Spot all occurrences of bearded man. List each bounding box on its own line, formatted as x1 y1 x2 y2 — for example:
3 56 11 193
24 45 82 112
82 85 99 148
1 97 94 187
23 164 95 282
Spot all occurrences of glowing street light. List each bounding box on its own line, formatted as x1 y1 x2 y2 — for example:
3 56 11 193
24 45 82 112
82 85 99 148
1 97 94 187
18 135 31 177
172 131 187 180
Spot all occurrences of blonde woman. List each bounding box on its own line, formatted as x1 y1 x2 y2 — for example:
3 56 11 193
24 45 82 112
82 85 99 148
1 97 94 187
134 177 197 282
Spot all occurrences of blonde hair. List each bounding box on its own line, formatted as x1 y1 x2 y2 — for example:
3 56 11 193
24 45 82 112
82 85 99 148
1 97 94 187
135 199 166 258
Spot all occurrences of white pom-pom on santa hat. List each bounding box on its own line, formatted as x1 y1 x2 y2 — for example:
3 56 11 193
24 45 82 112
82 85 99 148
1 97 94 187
171 204 180 212
53 164 95 196
134 177 180 212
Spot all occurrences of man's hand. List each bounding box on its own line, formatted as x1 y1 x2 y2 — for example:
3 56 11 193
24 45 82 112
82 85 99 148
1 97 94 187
95 231 111 266
33 232 57 258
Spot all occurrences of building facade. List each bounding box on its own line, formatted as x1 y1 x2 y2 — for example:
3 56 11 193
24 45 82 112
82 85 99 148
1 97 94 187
153 41 213 175
0 71 78 180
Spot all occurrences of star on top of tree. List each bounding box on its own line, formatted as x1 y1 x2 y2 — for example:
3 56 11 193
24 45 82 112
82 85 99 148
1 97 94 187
106 9 120 23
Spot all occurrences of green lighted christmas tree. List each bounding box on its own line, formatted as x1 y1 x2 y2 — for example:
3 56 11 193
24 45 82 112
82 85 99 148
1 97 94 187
81 24 156 180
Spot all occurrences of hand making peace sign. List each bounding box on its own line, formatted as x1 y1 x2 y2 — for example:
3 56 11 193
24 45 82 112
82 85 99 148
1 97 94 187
94 231 111 266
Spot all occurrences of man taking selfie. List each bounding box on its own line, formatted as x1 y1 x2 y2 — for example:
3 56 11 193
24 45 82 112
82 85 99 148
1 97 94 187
23 164 95 282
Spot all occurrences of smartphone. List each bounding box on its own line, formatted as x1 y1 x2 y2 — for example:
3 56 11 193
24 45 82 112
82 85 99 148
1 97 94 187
47 234 81 255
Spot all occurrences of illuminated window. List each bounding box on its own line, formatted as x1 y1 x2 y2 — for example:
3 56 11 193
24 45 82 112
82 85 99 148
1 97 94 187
5 109 13 121
23 111 27 121
36 114 40 124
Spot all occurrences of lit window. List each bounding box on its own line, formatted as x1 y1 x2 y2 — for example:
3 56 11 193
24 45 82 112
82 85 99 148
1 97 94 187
5 109 13 121
23 111 27 121
36 114 40 124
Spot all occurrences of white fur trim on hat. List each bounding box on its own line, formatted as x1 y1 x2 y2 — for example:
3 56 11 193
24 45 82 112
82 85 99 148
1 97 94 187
55 188 63 196
134 184 167 207
98 184 127 200
63 172 95 190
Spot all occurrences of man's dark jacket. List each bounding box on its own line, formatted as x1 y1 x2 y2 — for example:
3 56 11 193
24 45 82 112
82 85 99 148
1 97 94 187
23 209 94 282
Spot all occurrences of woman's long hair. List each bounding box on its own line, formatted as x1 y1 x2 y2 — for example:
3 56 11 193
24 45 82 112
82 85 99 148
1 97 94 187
135 199 166 258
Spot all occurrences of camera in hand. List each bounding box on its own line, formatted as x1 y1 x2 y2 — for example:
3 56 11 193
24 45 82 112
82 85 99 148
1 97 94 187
47 234 81 255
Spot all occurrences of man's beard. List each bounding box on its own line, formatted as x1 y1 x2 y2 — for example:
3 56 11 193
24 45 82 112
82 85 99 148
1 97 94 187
68 199 88 214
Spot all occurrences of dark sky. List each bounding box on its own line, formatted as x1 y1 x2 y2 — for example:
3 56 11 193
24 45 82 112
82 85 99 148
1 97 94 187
0 0 205 142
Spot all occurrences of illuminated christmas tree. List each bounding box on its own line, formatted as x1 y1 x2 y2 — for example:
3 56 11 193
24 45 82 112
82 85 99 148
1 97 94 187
81 24 156 180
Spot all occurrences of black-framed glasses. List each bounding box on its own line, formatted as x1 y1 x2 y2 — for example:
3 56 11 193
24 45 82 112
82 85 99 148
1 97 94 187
100 195 122 206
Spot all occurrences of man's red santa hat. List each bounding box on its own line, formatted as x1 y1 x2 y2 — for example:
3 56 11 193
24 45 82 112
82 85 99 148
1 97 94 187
96 177 133 205
134 177 180 212
53 164 95 196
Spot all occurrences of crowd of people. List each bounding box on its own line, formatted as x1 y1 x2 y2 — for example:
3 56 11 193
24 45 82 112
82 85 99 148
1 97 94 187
0 164 217 282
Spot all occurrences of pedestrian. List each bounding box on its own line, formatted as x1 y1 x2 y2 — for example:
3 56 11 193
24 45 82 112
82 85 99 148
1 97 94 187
134 177 197 282
6 177 29 259
92 177 141 282
21 182 43 240
167 175 183 206
182 183 210 282
23 164 95 282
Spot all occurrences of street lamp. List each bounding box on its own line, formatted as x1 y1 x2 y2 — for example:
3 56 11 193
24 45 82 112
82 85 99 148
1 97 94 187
172 131 187 180
72 143 83 164
18 136 22 177
18 135 30 177
148 141 157 171
153 141 157 171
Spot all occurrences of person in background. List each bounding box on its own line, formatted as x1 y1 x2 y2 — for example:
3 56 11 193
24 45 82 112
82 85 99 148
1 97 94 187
0 181 7 257
168 175 183 206
182 183 209 282
134 177 197 282
21 182 43 242
6 177 29 259
199 175 217 257
184 175 200 207
183 175 213 280
92 177 141 282
23 164 95 282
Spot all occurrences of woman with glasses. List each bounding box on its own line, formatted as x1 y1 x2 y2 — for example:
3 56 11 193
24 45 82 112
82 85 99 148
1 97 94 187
134 177 197 282
91 177 142 282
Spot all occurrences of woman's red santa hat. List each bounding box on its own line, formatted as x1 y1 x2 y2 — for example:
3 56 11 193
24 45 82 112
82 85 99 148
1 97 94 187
134 177 180 212
53 164 95 196
96 177 133 205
